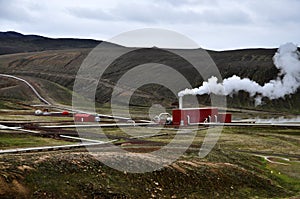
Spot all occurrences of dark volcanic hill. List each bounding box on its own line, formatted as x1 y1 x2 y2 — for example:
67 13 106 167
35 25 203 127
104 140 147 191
0 32 299 113
0 31 101 55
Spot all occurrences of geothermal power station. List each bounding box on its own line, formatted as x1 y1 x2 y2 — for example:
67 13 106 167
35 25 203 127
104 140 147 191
31 43 300 128
0 42 299 156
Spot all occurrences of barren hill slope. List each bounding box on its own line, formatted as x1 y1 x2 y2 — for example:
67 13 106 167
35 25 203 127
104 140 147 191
0 31 100 55
0 32 299 113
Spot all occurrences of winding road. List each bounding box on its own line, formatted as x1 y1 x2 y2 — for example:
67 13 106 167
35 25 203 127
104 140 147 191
0 74 51 105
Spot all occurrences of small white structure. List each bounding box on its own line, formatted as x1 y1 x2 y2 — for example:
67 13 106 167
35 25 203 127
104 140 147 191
34 110 43 115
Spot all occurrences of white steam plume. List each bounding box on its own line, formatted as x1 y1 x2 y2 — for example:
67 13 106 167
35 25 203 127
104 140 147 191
178 43 300 105
255 116 300 124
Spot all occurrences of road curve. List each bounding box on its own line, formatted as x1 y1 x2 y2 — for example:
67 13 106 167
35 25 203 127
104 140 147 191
0 74 51 105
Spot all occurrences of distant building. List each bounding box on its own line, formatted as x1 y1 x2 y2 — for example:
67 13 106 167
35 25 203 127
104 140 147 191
74 113 99 122
172 108 231 126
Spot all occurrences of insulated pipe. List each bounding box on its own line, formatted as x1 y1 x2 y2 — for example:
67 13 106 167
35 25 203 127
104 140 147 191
0 74 51 105
179 96 183 109
214 115 218 123
187 115 209 126
187 115 190 124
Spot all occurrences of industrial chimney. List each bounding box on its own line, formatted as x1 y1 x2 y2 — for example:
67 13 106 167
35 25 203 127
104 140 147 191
179 96 183 109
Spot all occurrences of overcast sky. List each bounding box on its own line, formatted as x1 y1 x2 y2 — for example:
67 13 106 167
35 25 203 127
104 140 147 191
0 0 299 50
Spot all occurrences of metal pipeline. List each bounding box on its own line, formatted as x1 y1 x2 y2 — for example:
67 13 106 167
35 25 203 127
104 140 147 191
214 115 218 123
187 115 217 126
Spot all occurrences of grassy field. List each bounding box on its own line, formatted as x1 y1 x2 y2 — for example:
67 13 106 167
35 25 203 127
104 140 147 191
0 124 299 198
0 133 74 149
0 104 299 198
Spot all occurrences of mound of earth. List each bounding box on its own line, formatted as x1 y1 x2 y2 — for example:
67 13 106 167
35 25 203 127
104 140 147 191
0 151 291 198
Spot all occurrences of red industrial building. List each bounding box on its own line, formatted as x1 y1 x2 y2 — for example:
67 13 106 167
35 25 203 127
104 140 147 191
172 107 231 126
74 114 98 122
217 113 232 123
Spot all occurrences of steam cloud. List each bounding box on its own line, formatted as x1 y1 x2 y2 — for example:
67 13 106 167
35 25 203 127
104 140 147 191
178 43 300 105
255 116 300 124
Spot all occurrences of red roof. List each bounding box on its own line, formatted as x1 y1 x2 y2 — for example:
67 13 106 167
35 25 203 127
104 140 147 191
74 113 93 118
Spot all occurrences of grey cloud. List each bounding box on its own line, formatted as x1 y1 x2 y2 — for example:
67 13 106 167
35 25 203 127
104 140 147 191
67 1 251 25
67 7 118 21
152 0 222 7
0 0 32 22
151 0 203 6
245 0 300 24
0 0 299 50
199 8 251 24
113 0 251 25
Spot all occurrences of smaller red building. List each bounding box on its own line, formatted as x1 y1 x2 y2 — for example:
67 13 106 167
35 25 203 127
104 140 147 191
62 111 70 116
74 114 96 122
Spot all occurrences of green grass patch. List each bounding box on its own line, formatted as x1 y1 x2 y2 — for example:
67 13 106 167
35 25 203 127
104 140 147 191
0 123 299 198
0 133 73 149
267 161 300 193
